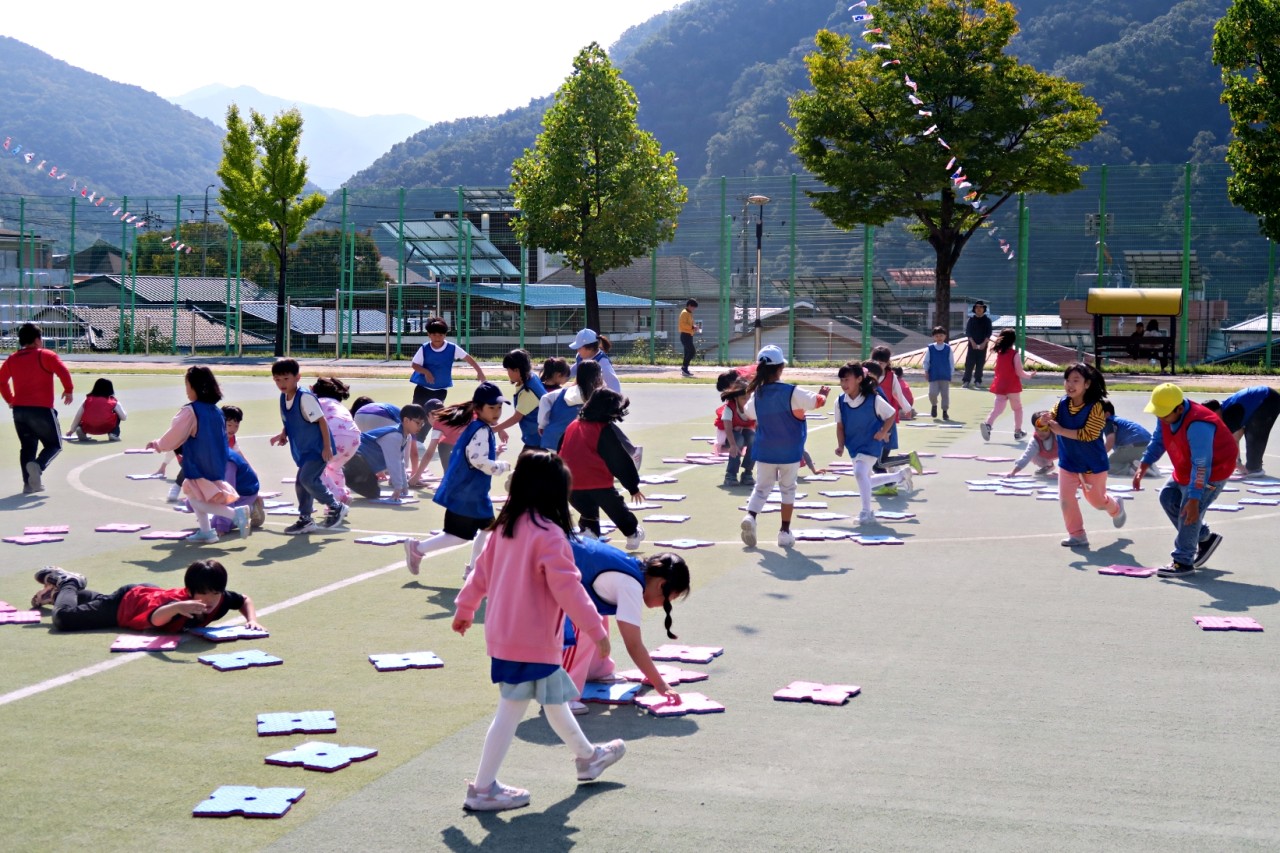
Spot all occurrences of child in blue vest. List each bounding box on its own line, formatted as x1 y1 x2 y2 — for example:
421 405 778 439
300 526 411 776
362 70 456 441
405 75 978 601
405 382 511 576
344 404 428 500
568 328 621 393
1204 385 1280 476
269 359 347 535
494 349 547 451
834 362 913 525
539 360 603 452
1101 400 1153 476
1042 363 1126 548
562 537 691 714
410 316 486 437
740 346 830 549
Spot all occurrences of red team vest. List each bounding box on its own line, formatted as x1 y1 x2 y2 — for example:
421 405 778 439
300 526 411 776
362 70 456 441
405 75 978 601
80 395 119 433
1159 402 1237 486
560 420 615 490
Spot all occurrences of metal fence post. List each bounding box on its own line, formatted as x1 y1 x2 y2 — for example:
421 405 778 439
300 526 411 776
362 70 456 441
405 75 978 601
1268 238 1275 369
649 248 657 365
862 224 873 360
1181 163 1191 368
788 174 796 358
172 194 181 355
1017 193 1029 357
719 176 729 362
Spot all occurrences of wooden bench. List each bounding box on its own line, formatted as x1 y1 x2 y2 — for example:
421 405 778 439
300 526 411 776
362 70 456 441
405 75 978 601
1094 334 1174 372
1086 288 1183 375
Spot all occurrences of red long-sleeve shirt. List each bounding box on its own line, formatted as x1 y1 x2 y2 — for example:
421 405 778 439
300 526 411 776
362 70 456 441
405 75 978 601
0 346 73 408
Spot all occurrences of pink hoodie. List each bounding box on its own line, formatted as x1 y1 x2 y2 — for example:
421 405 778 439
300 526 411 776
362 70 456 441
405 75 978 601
455 514 607 665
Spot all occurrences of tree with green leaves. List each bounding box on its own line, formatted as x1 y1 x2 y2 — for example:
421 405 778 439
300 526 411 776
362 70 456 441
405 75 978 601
788 0 1102 331
217 105 326 356
288 229 388 296
1213 0 1280 242
511 42 687 333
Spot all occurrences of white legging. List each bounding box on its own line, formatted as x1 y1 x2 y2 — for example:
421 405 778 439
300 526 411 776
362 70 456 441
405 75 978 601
188 496 236 534
409 529 489 574
473 696 594 789
985 393 1024 432
854 455 903 515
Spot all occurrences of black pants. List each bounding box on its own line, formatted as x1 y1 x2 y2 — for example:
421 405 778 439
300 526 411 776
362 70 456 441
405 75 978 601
52 583 147 632
13 406 62 485
1243 389 1280 473
571 487 638 537
962 346 987 384
342 454 383 499
680 332 696 371
411 386 447 441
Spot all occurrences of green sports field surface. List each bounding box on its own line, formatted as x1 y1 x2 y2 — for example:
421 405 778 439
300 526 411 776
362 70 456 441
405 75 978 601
2 371 1279 852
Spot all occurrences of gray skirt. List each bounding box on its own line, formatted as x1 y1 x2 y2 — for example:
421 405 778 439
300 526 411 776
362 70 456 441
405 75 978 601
498 666 580 704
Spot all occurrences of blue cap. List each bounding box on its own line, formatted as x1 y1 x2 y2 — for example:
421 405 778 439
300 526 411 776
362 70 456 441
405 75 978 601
472 381 508 406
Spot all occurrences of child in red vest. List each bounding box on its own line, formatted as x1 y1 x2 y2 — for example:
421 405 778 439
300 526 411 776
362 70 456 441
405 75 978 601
65 377 126 441
559 389 646 550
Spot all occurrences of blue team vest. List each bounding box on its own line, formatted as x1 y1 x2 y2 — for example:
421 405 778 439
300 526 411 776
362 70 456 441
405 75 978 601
356 425 403 472
571 536 647 616
753 383 807 465
226 448 259 497
1054 397 1109 473
357 402 401 424
434 418 495 518
280 389 334 466
838 394 885 458
926 343 954 381
410 341 457 389
514 375 547 449
541 390 580 451
180 402 229 481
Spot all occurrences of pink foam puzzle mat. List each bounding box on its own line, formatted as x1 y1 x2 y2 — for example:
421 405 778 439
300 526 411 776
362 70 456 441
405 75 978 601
193 785 305 819
0 609 41 624
25 525 69 535
805 413 828 420
111 634 181 652
874 511 916 520
791 501 830 509
581 681 642 704
1098 565 1156 578
689 435 715 441
857 535 904 545
738 504 781 513
188 625 270 643
646 494 687 502
919 469 940 475
267 507 300 516
264 741 378 773
0 601 15 613
199 649 283 671
1036 494 1058 501
1248 486 1280 495
257 710 337 737
773 681 862 705
96 523 151 533
650 644 723 664
682 456 722 466
635 692 725 717
994 489 1034 497
262 499 293 508
281 477 296 484
639 475 678 485
139 530 195 540
797 512 851 521
820 490 861 498
652 539 715 549
617 663 708 685
915 452 936 458
793 528 852 541
371 497 419 505
968 485 1000 492
1207 504 1243 512
355 534 411 546
661 457 686 464
125 473 164 480
1239 498 1280 506
1221 485 1240 492
123 448 153 454
802 474 841 482
368 651 444 671
766 492 807 502
172 505 194 513
259 490 282 498
941 453 977 459
629 502 665 511
1194 616 1263 632
974 456 1014 463
644 515 690 524
4 534 65 545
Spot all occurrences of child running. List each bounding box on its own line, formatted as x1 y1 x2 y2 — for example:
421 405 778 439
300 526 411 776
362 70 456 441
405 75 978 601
715 370 756 487
311 377 361 505
1042 363 1126 548
834 362 913 524
1006 411 1059 477
740 345 830 549
404 382 511 576
563 537 691 714
980 328 1030 442
494 349 547 451
560 388 646 550
145 366 248 542
64 377 126 441
539 360 603 452
453 449 626 812
269 359 348 535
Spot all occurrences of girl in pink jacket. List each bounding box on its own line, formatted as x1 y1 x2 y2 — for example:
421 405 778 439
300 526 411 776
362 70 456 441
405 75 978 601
453 449 627 812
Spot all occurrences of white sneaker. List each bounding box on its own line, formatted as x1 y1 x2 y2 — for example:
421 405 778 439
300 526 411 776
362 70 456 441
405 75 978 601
625 526 645 551
980 422 992 441
777 529 795 548
1060 536 1089 548
166 483 182 502
186 529 219 543
1112 502 1127 528
898 467 914 492
858 510 876 525
740 514 757 547
576 739 626 782
570 700 590 716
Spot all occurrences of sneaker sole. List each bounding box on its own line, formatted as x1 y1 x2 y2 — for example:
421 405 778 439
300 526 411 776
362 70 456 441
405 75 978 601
1193 535 1222 568
740 518 757 548
25 462 43 492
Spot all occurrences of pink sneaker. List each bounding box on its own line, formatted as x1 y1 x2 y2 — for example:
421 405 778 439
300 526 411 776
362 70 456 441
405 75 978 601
576 739 626 782
463 780 530 811
404 539 423 575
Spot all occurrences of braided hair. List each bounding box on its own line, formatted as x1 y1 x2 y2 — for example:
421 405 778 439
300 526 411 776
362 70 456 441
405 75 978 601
643 553 691 639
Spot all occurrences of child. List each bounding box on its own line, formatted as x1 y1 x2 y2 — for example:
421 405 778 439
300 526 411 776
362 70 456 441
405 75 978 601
453 450 626 811
214 405 265 533
1102 400 1153 476
34 560 263 634
892 366 916 419
740 345 830 549
715 369 756 487
410 316 486 423
344 404 427 500
541 357 571 393
64 377 126 441
1007 411 1059 477
311 377 362 505
145 366 248 542
834 362 913 524
404 383 511 576
568 328 621 393
269 359 348 534
539 360 603 452
862 361 921 485
1042 363 1126 547
494 349 547 451
923 326 953 419
981 328 1030 442
869 348 912 472
560 389 646 550
563 537 691 714
410 399 460 484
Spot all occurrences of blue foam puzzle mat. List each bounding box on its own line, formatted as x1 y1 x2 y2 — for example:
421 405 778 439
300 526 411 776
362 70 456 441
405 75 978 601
368 651 444 671
188 625 270 643
264 741 378 772
580 681 642 704
193 785 305 819
198 649 282 671
257 710 337 737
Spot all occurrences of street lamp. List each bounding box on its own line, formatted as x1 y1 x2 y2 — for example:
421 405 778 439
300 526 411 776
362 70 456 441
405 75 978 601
202 184 216 278
748 194 771 354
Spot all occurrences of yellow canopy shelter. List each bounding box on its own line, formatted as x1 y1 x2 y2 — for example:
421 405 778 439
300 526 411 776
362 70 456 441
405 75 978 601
1085 287 1184 373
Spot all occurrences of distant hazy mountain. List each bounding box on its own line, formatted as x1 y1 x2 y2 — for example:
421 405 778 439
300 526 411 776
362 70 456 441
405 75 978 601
171 84 426 192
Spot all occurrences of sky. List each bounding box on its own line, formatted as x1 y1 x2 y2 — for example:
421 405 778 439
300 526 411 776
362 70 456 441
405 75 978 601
2 0 689 121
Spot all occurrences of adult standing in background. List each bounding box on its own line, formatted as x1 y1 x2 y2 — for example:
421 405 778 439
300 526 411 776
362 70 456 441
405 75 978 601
962 300 992 389
0 323 74 493
1204 385 1280 477
678 299 700 378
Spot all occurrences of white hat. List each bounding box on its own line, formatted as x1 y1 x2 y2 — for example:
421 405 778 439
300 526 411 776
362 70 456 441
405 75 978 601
756 344 787 366
569 329 598 349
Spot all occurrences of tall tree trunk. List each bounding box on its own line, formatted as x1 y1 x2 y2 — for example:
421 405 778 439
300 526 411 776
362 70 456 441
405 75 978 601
934 252 954 338
583 261 601 333
275 233 287 358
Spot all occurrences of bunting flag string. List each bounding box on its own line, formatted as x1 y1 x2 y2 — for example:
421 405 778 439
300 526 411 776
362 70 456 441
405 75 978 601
1 129 193 252
856 3 1014 260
